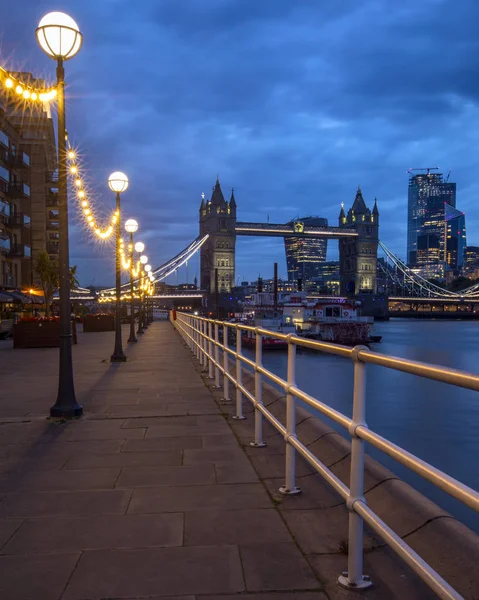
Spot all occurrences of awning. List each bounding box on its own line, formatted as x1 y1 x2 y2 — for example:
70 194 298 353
0 289 44 304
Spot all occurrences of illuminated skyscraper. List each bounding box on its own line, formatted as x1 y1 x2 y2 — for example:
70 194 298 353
407 171 456 266
284 216 327 283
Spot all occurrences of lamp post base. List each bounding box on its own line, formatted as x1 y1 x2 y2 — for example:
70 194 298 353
50 403 83 419
128 336 138 343
110 353 127 363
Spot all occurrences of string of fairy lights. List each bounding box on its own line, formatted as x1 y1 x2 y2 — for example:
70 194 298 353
2 62 155 298
0 66 57 102
0 66 154 302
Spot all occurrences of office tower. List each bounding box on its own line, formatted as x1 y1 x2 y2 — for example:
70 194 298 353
407 171 456 266
284 216 328 284
463 246 479 278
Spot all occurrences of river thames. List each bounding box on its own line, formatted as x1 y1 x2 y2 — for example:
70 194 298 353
251 319 479 534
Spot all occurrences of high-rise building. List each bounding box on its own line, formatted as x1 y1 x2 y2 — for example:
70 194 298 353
407 171 456 266
463 246 479 278
0 74 57 290
0 102 32 288
284 216 328 284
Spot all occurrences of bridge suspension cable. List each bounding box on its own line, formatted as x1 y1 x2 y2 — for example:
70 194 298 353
100 234 208 294
378 242 460 298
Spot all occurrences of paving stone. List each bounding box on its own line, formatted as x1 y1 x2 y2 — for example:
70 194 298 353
0 552 80 600
240 542 320 591
123 415 198 428
64 450 182 470
2 513 183 554
64 427 146 441
183 448 249 465
62 545 245 599
123 435 203 451
0 453 68 473
129 483 271 514
185 508 291 546
117 465 216 488
28 439 125 456
202 434 241 448
6 468 120 492
202 594 327 600
0 489 131 517
215 462 259 483
0 519 23 550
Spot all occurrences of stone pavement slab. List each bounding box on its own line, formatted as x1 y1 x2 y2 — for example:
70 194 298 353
63 545 245 599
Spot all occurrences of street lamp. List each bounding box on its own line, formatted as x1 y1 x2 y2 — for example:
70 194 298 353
137 254 148 334
109 171 129 362
36 12 83 418
124 219 138 343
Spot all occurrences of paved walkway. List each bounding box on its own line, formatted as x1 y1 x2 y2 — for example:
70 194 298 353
0 321 442 600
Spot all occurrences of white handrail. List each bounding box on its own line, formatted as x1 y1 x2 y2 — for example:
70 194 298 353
174 312 479 600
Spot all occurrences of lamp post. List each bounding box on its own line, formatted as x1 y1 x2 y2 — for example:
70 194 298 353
144 264 152 328
109 171 129 362
36 12 83 418
138 254 148 334
125 219 138 343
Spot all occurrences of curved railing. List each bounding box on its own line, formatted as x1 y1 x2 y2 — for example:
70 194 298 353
174 312 479 600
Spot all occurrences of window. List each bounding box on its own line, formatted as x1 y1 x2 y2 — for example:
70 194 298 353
0 200 10 216
23 184 30 197
0 131 8 148
22 152 30 166
0 165 9 182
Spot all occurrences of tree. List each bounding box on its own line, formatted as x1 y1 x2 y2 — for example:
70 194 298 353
34 251 57 317
34 250 80 317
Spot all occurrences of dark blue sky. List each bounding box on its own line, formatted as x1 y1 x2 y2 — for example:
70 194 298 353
3 0 479 285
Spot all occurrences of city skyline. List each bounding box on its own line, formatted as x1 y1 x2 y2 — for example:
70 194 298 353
3 1 479 286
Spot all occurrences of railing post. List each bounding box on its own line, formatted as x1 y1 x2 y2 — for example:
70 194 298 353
338 346 372 591
195 318 200 360
213 322 221 388
232 327 245 420
280 337 301 495
250 329 267 448
199 320 205 367
223 324 231 402
208 321 214 379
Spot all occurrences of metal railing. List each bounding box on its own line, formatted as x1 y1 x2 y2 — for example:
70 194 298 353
174 312 479 600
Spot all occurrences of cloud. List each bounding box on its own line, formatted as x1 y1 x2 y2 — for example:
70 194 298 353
3 0 479 284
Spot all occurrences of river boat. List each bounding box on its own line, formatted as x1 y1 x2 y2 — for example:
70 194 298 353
283 294 381 345
241 304 296 350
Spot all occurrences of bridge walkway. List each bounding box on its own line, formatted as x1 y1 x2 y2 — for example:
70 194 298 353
0 321 438 600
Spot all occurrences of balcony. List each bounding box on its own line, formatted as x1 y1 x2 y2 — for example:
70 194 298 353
46 191 59 207
46 242 59 255
7 182 26 199
7 243 31 259
47 221 60 231
7 213 30 229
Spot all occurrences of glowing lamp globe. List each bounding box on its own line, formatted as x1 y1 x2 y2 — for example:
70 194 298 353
140 255 148 265
145 265 152 272
134 241 145 253
36 12 82 60
108 172 129 194
124 219 138 233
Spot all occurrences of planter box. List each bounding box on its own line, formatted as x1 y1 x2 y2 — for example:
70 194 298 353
13 320 77 348
83 314 115 332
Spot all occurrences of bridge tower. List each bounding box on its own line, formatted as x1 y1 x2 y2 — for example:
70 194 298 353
339 187 379 296
199 178 236 294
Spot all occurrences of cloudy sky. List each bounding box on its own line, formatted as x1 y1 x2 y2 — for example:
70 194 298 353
3 0 479 285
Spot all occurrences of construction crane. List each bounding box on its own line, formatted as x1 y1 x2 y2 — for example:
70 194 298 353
445 169 452 182
406 167 440 176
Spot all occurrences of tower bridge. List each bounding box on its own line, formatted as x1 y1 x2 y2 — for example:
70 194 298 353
199 179 379 300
